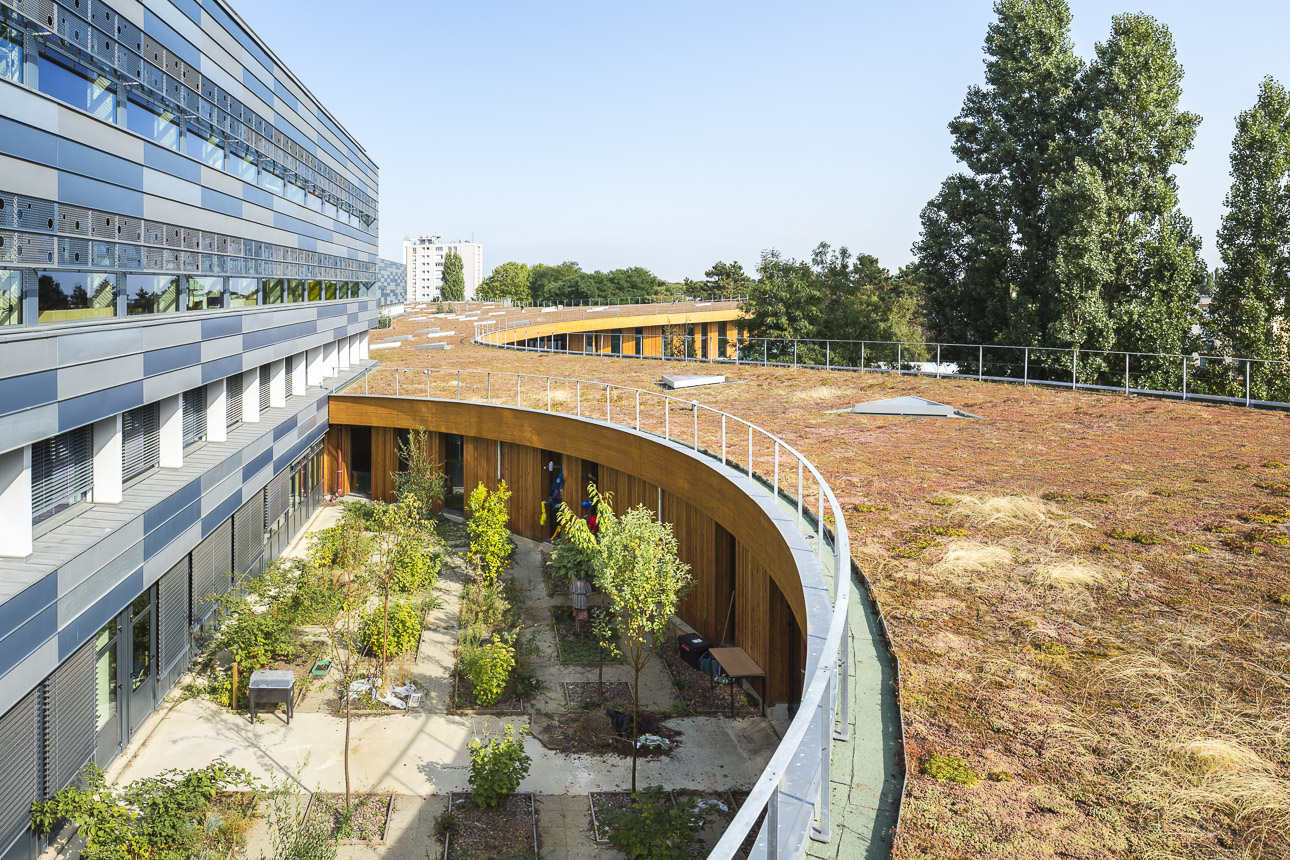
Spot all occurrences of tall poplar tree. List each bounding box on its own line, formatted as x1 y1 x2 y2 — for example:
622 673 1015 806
1210 76 1290 399
440 250 466 302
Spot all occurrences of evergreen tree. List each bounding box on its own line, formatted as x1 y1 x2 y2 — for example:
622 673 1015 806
1210 75 1290 399
440 250 465 301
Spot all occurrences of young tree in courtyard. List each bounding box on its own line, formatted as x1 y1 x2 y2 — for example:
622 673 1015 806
393 427 447 522
367 498 421 681
441 250 465 302
558 489 691 792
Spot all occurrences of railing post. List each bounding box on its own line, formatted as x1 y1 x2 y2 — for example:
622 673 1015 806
861 341 865 371
764 340 768 367
664 397 669 439
936 344 941 379
1023 347 1029 385
1246 360 1251 406
793 339 797 368
425 368 430 398
486 372 491 402
547 377 551 411
576 380 581 416
606 385 611 421
457 370 461 399
773 443 779 500
767 784 780 858
978 345 983 382
748 424 753 477
364 371 368 395
826 340 830 370
635 390 640 430
1182 356 1188 401
897 343 902 375
721 414 727 465
816 485 823 559
797 460 803 529
1125 352 1130 396
1072 349 1078 391
811 672 834 844
693 403 699 450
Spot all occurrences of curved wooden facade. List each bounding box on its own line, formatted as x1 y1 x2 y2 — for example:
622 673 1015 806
326 396 807 707
485 309 746 360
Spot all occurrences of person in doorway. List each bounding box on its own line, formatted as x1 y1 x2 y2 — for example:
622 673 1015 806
570 576 592 631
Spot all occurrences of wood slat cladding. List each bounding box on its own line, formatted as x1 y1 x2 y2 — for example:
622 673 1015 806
329 397 809 704
642 326 664 357
569 333 586 352
462 437 545 541
370 426 397 502
490 309 743 346
769 577 803 706
324 425 351 496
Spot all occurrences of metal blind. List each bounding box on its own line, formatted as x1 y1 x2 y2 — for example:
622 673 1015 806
122 403 161 483
258 364 270 412
43 641 96 796
285 355 294 397
233 493 265 576
32 425 94 523
158 557 190 674
265 470 291 528
182 386 207 448
226 373 243 429
191 519 233 623
0 691 39 852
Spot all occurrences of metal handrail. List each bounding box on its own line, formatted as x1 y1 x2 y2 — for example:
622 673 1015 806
476 319 1290 411
334 366 853 858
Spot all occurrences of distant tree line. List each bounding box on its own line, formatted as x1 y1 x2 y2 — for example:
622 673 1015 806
475 261 701 305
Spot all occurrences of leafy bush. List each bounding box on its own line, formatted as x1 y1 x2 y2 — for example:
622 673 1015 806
359 600 421 659
390 539 441 593
921 753 981 786
467 481 513 582
340 499 378 527
463 639 515 706
600 786 707 860
308 520 370 570
547 538 595 586
467 725 531 808
31 760 255 860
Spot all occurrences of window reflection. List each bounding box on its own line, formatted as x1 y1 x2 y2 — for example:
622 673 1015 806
126 96 180 151
130 591 151 693
325 281 337 301
38 271 117 322
307 279 322 302
95 622 117 732
187 276 223 311
184 127 224 169
288 279 304 303
38 54 115 121
263 278 284 304
0 269 21 325
0 22 22 84
126 274 180 315
229 278 258 307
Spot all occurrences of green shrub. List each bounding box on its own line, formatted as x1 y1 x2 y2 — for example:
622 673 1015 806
467 726 531 808
854 503 890 513
600 787 707 860
920 525 968 537
464 639 515 706
390 540 441 592
307 520 370 570
467 482 513 582
548 538 595 586
921 753 981 787
359 601 421 659
1107 528 1165 546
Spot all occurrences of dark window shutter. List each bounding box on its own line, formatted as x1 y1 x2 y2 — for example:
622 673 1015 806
191 520 233 624
182 386 207 448
285 355 294 397
42 642 96 796
158 557 190 684
233 493 264 576
32 425 94 523
265 470 291 527
258 365 269 411
226 373 243 430
0 691 39 852
122 403 161 482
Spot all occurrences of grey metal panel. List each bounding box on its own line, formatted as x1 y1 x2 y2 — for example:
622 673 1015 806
233 491 263 575
43 639 95 795
0 690 38 852
191 519 231 623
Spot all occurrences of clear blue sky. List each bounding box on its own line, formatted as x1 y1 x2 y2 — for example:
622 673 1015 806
236 1 1290 281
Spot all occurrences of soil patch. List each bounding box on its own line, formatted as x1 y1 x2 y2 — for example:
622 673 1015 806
563 681 632 712
444 792 537 859
530 709 681 757
729 790 768 859
660 631 760 716
306 792 392 843
552 606 622 664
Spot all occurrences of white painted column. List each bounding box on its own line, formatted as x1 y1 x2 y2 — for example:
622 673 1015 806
323 340 337 377
243 368 261 423
91 414 123 503
338 336 352 370
290 352 307 395
159 394 183 468
206 378 227 443
306 346 323 386
269 359 287 408
358 330 370 360
0 446 33 557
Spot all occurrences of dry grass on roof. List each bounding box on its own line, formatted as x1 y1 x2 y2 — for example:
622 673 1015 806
372 310 1290 860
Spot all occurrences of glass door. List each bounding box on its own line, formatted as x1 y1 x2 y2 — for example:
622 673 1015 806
94 619 122 767
127 590 155 737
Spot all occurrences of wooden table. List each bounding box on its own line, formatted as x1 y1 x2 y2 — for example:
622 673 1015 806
706 647 766 716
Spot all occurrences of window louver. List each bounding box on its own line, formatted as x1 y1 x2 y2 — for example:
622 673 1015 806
258 365 269 412
182 386 207 448
158 558 191 692
285 355 294 397
233 493 264 576
191 520 233 624
265 470 291 528
32 425 94 524
43 641 96 797
122 403 161 483
0 691 39 852
226 373 243 429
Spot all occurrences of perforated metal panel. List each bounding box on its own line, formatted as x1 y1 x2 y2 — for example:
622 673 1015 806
0 691 38 853
32 425 93 523
122 402 160 483
191 519 232 623
233 493 264 576
43 641 96 796
182 386 207 447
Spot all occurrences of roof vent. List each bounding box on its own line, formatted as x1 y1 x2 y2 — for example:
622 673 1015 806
846 396 979 418
661 374 727 390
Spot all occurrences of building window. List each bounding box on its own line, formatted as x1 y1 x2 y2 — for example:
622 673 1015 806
229 278 258 307
183 128 223 170
32 425 94 525
258 365 270 412
227 146 257 184
37 53 115 121
186 276 223 311
122 403 161 484
324 281 337 301
288 279 305 303
259 166 285 196
307 280 322 302
0 269 21 325
286 181 305 205
0 21 22 84
182 386 207 448
263 278 285 305
38 271 117 323
126 96 180 151
125 274 180 316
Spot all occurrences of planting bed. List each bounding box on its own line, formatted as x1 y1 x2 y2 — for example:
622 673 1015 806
443 792 537 859
530 708 680 757
563 680 632 711
552 605 622 664
305 792 392 843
